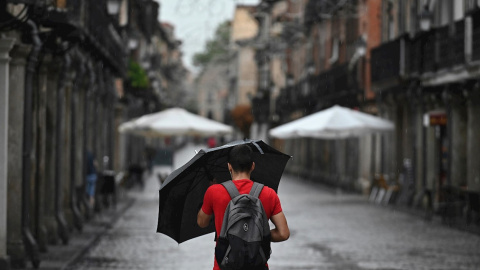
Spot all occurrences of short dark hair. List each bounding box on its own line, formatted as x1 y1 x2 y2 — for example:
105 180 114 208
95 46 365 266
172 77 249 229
228 145 253 173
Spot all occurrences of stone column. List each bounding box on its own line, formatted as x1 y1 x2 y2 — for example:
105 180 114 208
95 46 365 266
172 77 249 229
63 71 73 229
424 94 442 193
406 89 421 200
393 95 404 181
44 55 59 245
69 54 84 230
466 89 480 191
402 97 414 161
380 94 396 177
0 37 15 270
413 89 426 203
55 53 70 243
7 44 30 268
34 53 50 252
448 92 467 187
336 139 345 185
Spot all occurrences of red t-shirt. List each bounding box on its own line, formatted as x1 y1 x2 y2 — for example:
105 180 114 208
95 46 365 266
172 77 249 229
202 179 283 270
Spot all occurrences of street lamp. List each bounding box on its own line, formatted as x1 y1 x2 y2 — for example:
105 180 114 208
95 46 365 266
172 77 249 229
355 36 367 57
107 0 121 15
419 5 433 31
128 37 139 50
307 63 316 76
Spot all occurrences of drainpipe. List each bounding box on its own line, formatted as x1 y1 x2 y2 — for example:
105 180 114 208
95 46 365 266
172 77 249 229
23 19 41 268
55 47 71 245
70 51 84 231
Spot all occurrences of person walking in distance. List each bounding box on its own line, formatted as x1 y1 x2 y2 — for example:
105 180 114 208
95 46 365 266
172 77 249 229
198 144 290 270
85 150 98 208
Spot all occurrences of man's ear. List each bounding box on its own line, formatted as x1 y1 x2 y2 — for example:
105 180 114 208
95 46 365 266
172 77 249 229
228 163 233 172
250 162 255 173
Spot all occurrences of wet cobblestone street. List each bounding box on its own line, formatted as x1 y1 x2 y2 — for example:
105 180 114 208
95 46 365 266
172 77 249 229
67 169 480 270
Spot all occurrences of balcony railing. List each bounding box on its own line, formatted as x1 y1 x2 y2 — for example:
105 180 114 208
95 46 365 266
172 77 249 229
371 37 405 85
36 0 126 76
409 34 422 76
373 17 469 87
452 20 465 66
87 0 126 75
471 10 480 62
312 63 357 107
436 25 451 70
422 30 436 73
437 21 465 70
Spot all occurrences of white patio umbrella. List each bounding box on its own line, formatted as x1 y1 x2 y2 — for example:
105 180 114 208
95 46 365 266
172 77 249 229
269 105 394 139
118 107 233 137
118 117 139 133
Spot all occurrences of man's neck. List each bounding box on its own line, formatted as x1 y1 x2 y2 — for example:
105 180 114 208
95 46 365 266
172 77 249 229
231 172 251 181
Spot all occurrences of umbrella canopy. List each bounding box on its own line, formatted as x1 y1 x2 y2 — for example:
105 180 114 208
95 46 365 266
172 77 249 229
118 107 233 137
156 139 291 244
269 105 394 139
118 117 139 133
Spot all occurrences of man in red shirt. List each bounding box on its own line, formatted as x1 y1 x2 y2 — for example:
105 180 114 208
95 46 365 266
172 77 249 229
197 144 290 270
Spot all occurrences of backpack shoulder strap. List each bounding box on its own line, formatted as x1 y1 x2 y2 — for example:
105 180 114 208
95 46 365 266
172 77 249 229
249 182 264 198
221 180 240 199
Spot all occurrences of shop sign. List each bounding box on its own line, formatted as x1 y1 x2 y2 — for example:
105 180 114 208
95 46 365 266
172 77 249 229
423 111 447 126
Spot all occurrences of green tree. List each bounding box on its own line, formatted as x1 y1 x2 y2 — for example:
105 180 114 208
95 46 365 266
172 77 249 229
193 21 231 68
128 60 149 89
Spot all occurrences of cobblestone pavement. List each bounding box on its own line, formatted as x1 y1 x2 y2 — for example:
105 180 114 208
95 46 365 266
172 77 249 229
68 145 480 270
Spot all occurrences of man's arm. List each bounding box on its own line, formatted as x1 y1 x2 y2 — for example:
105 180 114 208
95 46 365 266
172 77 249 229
197 208 212 228
270 211 290 242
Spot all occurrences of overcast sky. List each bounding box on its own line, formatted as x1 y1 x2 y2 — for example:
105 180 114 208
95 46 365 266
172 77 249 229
156 0 260 73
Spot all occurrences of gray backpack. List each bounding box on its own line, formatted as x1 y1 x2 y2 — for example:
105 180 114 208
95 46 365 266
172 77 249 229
215 181 271 270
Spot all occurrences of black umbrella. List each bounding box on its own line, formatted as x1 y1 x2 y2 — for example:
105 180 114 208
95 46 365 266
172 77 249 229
156 139 291 243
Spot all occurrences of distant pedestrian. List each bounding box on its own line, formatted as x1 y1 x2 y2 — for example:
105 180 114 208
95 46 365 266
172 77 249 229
86 150 98 208
197 144 290 270
207 137 217 148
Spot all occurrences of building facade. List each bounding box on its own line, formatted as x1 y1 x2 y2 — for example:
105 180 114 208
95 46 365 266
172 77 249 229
249 0 382 193
0 1 185 269
371 0 480 220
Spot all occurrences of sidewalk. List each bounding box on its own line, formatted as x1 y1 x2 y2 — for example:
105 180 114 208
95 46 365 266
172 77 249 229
22 196 135 270
24 143 205 270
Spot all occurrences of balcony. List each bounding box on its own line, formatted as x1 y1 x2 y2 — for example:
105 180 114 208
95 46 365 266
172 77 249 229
371 36 408 89
422 30 436 73
437 21 465 70
452 20 465 66
471 10 480 62
86 0 126 75
373 17 468 89
312 63 358 108
409 34 422 76
36 0 127 76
